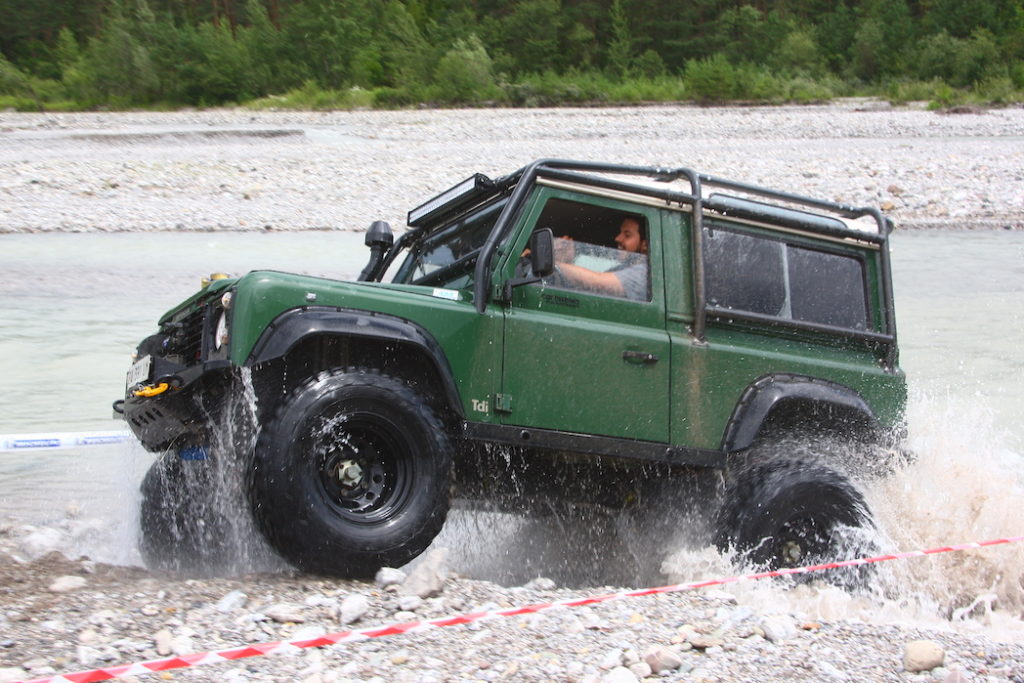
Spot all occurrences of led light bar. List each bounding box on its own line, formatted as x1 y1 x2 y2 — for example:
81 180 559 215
407 173 494 227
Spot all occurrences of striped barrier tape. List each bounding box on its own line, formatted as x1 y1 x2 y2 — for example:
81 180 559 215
0 431 133 453
17 534 1024 683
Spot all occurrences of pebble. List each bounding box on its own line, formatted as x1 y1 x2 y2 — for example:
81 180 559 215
215 590 248 612
904 639 946 672
264 604 306 624
47 576 87 593
642 645 683 673
760 615 798 643
401 547 449 599
339 594 369 625
374 567 406 588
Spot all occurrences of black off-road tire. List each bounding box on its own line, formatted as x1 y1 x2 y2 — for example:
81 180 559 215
715 456 875 584
138 453 232 573
251 368 453 577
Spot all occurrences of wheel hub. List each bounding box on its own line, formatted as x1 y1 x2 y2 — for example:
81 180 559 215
335 460 364 488
781 539 803 565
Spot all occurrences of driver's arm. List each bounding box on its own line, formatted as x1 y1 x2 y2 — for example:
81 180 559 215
554 262 626 297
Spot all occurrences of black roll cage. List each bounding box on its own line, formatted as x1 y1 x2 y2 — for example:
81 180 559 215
387 159 898 366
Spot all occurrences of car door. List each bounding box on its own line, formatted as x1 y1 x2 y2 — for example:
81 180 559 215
498 188 670 443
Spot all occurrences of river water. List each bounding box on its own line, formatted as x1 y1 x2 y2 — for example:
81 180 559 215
1 228 1022 633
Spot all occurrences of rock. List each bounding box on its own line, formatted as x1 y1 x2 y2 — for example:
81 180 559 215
628 661 652 678
760 615 797 643
401 548 449 598
599 648 624 669
398 595 423 612
375 567 406 588
153 629 173 656
19 527 62 558
688 634 724 649
216 590 248 613
903 640 945 673
265 604 306 624
600 667 639 683
0 668 27 683
340 595 369 625
48 575 87 593
76 645 101 666
942 668 969 683
524 577 556 591
642 645 683 673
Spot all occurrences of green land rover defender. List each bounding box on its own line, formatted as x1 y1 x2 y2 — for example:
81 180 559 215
120 159 905 578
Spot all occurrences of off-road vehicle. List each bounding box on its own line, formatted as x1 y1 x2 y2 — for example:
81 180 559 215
118 159 905 578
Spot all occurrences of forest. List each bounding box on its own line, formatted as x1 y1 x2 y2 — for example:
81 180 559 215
0 0 1022 110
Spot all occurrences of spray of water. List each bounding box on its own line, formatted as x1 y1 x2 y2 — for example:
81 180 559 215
439 390 1024 640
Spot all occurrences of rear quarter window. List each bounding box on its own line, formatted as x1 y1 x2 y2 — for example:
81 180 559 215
703 225 870 331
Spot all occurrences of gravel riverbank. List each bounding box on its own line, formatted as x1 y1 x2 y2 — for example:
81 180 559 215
2 103 1024 682
2 530 1023 683
1 101 1023 234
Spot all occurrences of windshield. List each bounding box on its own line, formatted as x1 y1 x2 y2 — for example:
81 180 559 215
393 198 507 289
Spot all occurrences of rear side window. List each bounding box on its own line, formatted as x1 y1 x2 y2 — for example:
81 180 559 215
703 225 870 331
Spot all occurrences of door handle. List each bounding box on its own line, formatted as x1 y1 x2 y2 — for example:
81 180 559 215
622 350 660 365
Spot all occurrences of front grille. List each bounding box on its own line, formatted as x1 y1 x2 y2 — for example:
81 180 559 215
166 308 205 365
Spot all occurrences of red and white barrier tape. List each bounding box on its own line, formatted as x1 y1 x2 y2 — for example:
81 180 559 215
18 534 1024 683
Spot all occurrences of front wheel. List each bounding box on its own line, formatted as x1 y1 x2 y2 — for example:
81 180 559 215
251 368 453 577
715 456 875 583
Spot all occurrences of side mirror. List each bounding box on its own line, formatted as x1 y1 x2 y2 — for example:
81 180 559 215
500 228 555 301
358 220 394 282
529 228 554 278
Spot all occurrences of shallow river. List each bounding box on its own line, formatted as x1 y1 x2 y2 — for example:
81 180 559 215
1 228 1022 631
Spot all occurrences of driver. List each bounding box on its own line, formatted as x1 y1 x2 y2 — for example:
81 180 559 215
551 217 649 300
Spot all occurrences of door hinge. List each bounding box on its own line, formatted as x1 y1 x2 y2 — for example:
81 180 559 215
493 393 513 414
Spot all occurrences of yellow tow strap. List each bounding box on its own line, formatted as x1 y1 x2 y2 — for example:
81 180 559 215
133 382 170 397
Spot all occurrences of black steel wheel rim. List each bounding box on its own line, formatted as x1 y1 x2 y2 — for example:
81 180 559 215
771 513 832 568
306 410 415 524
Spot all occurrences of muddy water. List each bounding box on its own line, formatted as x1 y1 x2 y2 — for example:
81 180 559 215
0 229 1022 633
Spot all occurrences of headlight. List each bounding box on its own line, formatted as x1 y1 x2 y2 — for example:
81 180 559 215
214 311 229 350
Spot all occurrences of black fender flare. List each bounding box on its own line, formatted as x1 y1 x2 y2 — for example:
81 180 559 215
246 306 463 417
721 373 881 452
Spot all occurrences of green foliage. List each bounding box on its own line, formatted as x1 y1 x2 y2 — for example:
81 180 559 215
915 29 1005 87
606 0 634 77
432 35 500 103
246 80 376 110
0 0 1019 109
0 53 32 95
683 54 738 102
772 27 827 77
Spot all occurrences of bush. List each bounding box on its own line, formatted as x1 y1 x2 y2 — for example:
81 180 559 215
0 55 32 96
684 54 738 102
432 35 501 103
246 81 376 110
886 78 948 104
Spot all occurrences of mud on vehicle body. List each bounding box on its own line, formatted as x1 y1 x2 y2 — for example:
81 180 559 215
119 159 906 578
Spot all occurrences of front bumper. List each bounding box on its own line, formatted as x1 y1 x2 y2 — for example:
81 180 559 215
122 361 231 452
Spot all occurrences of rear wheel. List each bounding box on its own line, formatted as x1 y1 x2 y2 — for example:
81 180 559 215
715 455 875 584
251 368 453 577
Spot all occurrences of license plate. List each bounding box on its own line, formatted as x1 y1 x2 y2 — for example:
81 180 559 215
126 355 152 389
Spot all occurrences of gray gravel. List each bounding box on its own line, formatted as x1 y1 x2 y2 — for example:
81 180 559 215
2 523 1023 683
1 101 1023 235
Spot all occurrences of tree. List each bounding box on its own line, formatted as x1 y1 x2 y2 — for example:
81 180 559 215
606 0 634 76
433 34 499 102
79 0 161 103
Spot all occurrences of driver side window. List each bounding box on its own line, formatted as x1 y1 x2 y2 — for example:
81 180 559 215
533 198 651 301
